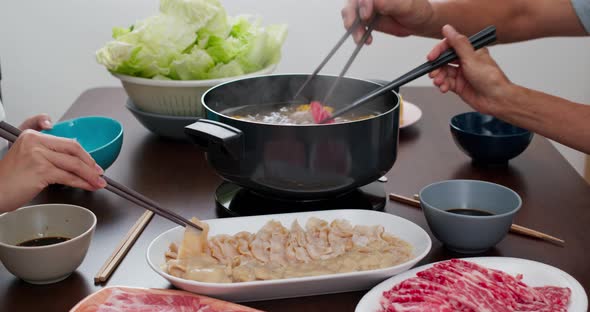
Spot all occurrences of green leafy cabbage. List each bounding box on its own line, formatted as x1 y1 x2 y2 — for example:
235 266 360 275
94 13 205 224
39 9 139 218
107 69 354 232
96 0 287 80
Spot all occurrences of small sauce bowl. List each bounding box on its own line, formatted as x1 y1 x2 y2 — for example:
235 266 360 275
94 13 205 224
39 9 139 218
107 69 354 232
450 112 533 165
0 204 96 284
419 179 521 254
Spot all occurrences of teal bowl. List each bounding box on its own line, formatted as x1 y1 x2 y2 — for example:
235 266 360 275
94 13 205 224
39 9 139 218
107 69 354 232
42 116 123 170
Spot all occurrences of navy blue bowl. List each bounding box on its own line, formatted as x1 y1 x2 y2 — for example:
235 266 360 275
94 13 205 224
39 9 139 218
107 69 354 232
450 112 533 165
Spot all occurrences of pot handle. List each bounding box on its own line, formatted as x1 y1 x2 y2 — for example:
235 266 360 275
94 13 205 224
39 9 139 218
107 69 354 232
184 119 244 159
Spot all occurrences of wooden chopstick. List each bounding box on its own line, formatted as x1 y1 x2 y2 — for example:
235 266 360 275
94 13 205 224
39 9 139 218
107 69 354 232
507 224 565 245
94 210 154 284
389 193 565 246
0 121 202 232
389 193 420 208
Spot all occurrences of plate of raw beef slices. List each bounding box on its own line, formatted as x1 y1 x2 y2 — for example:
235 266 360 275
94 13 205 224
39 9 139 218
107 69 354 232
70 286 262 312
356 257 587 312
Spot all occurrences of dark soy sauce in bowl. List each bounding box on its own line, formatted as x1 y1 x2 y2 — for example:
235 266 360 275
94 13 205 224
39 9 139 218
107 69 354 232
446 208 494 216
17 237 70 247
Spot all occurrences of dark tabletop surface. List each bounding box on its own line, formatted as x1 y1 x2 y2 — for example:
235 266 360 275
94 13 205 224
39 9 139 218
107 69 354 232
1 86 589 312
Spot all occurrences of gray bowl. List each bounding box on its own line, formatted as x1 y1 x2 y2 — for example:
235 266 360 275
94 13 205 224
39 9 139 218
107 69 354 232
126 98 200 141
419 179 521 254
0 204 96 284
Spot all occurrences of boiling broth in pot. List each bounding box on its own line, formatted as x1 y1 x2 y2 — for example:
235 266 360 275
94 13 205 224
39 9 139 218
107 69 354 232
224 102 376 125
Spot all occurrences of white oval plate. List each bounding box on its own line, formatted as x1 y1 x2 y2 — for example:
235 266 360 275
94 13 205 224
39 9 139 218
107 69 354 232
146 209 432 302
400 101 422 129
356 257 587 312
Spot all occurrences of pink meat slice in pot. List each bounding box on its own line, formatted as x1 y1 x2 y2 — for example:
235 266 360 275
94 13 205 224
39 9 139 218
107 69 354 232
310 101 334 124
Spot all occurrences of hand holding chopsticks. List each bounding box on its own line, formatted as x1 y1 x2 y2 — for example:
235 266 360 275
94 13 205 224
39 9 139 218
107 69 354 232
388 192 565 246
323 25 497 122
0 120 202 231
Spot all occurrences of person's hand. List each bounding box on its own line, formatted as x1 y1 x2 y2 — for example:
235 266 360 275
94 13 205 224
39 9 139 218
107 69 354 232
19 114 53 131
428 25 512 115
0 130 106 212
341 0 435 44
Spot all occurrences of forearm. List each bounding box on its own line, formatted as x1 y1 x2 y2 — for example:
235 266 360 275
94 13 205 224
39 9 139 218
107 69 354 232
493 84 590 154
421 0 587 42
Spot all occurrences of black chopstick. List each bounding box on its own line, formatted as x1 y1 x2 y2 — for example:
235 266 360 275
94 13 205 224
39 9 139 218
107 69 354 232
293 15 376 101
323 25 497 122
0 121 20 137
0 127 17 143
0 121 203 231
102 176 202 230
104 184 191 229
321 19 377 105
292 17 362 100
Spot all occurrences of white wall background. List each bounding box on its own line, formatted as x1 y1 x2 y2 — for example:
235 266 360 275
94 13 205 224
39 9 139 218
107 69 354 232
1 0 589 175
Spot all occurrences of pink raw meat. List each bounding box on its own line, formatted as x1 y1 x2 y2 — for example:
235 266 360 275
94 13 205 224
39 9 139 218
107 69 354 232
380 259 571 312
92 288 261 312
310 101 334 124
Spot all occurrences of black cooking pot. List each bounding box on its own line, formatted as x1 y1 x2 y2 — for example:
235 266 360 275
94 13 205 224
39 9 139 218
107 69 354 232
185 74 400 199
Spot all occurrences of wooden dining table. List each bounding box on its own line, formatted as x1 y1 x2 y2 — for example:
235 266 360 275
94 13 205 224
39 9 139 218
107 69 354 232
1 86 589 311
